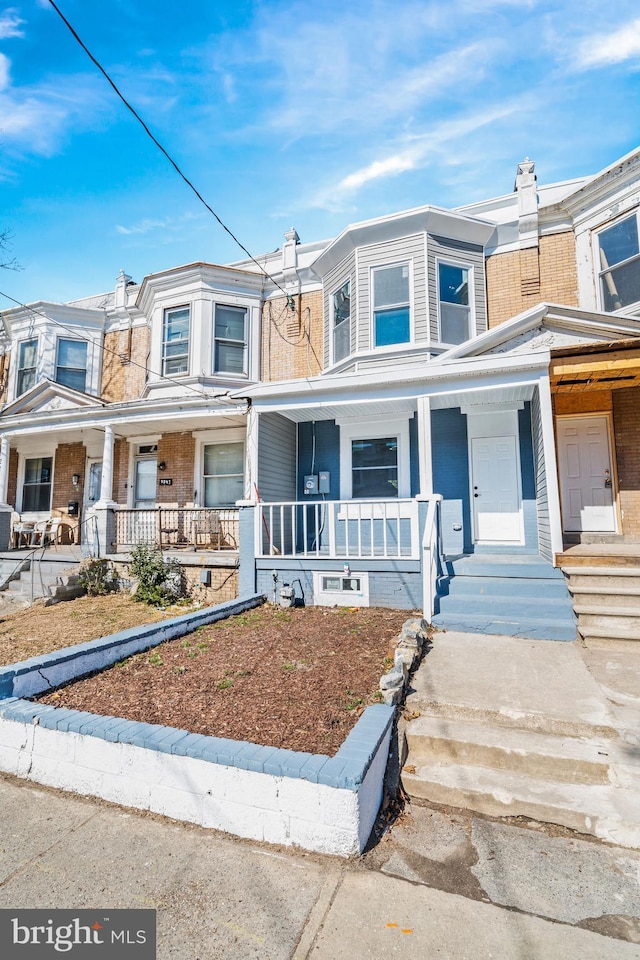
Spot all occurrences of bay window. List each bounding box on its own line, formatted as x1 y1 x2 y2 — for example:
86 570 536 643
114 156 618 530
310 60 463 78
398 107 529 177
372 263 410 347
56 338 87 392
214 304 247 375
598 214 640 311
332 279 351 363
438 262 471 344
17 338 38 396
162 306 190 375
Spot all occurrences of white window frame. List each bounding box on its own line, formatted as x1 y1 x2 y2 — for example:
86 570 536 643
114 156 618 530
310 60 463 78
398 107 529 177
213 303 248 377
330 278 351 365
16 337 39 397
193 428 246 506
313 570 370 607
17 450 55 515
162 304 191 377
337 416 411 500
55 337 88 393
436 258 474 345
595 211 640 313
370 261 413 351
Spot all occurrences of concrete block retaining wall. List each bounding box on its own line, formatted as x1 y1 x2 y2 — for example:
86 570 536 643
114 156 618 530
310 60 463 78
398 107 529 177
0 595 395 856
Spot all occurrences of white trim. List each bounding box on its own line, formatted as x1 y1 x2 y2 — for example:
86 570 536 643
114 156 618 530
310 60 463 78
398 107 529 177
593 209 640 315
329 277 352 367
17 451 55 516
460 401 524 416
194 435 245 508
417 396 433 496
338 416 410 499
556 411 619 535
212 301 249 378
313 571 370 607
161 302 192 380
537 375 564 560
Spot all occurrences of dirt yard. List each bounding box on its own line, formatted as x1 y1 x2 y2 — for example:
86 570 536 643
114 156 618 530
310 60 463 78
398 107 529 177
35 603 409 755
0 594 177 667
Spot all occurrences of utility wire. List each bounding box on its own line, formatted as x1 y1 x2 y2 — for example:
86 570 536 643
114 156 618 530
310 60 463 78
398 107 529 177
46 0 292 303
0 289 228 400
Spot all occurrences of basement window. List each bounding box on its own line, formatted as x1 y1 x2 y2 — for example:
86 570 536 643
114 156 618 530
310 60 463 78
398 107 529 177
313 571 369 607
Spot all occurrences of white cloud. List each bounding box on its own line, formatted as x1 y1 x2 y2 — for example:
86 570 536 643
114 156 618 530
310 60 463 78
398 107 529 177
115 212 204 239
0 8 24 39
575 18 640 68
0 51 10 91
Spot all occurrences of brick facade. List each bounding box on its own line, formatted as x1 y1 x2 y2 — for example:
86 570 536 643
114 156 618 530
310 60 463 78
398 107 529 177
261 290 324 382
487 232 578 328
101 326 150 402
156 432 196 506
7 448 18 511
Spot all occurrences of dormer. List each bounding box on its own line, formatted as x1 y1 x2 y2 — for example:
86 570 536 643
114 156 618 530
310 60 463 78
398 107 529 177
311 206 494 373
136 262 266 398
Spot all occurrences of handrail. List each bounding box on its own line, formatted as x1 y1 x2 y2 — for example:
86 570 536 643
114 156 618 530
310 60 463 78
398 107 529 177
421 494 443 623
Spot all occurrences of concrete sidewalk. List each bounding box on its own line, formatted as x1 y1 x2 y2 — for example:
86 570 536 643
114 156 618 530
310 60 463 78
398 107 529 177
1 774 639 959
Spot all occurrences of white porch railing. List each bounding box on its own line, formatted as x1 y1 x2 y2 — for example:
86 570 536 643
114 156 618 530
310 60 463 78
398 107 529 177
421 494 443 623
114 508 239 552
256 499 420 560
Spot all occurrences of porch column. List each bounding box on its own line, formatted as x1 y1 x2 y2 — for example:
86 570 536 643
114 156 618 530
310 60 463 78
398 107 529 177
538 374 564 561
245 406 259 502
98 424 116 505
92 424 117 557
417 397 433 496
0 436 12 550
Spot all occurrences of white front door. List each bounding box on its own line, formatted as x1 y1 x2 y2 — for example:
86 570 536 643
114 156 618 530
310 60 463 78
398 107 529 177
557 416 616 532
134 457 157 509
471 435 522 542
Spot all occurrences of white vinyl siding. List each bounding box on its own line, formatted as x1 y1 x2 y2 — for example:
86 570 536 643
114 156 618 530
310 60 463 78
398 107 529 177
357 235 426 352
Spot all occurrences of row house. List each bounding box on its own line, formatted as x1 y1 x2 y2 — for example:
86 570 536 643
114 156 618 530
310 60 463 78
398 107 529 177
1 147 639 635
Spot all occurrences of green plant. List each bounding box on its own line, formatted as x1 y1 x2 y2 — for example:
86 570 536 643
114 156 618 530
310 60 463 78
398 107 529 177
216 677 234 690
127 544 188 608
148 652 164 667
77 559 119 597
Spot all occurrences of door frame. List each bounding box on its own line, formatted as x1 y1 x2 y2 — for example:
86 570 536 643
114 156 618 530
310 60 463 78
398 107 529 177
466 410 524 545
556 411 621 534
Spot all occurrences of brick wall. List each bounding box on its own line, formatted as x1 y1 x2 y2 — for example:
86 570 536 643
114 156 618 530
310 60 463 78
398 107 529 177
7 449 18 510
156 433 196 505
261 290 324 381
0 353 10 407
52 442 86 514
487 232 578 328
113 438 128 504
613 388 640 536
101 326 150 402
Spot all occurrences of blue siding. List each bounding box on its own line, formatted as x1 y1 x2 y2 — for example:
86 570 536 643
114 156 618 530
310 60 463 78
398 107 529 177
409 413 419 496
431 408 472 554
297 420 341 500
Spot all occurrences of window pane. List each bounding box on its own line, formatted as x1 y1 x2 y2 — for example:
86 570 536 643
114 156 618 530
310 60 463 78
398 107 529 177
57 368 87 392
204 475 244 506
373 265 409 308
24 457 52 485
440 303 470 344
215 305 246 341
352 467 398 498
204 442 244 476
333 318 350 362
215 341 245 374
600 260 640 311
17 369 36 396
599 217 639 269
374 307 410 346
164 356 189 375
23 457 52 512
19 339 37 369
57 339 87 368
352 438 397 468
332 281 350 324
439 263 469 305
163 307 190 375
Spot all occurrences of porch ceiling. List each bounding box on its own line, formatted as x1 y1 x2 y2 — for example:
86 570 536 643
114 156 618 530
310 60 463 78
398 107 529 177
429 382 536 409
279 398 418 423
551 350 640 392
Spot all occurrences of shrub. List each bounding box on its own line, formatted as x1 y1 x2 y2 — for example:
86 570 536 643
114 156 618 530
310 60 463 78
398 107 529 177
127 544 188 607
78 559 119 596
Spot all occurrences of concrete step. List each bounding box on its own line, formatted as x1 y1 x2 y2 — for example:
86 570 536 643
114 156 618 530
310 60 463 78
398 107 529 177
559 554 640 568
404 716 617 786
568 584 640 598
436 594 575 620
578 612 640 633
439 575 571 599
431 611 577 643
574 599 640 615
401 762 640 848
580 625 640 644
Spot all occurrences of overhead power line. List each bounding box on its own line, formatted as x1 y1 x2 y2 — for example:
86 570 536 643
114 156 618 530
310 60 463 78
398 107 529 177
46 0 292 304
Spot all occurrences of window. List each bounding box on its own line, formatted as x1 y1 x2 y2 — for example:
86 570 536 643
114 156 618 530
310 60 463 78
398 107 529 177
214 305 247 375
332 280 351 363
22 457 52 512
439 262 471 344
351 437 398 498
372 263 410 347
598 215 640 311
203 441 244 506
314 570 369 606
162 306 190 375
55 339 87 392
17 338 38 396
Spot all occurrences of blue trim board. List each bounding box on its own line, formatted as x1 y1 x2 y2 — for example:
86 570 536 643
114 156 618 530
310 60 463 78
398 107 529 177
0 696 395 793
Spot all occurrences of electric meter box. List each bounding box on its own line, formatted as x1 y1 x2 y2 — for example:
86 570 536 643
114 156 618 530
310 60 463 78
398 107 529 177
303 475 319 495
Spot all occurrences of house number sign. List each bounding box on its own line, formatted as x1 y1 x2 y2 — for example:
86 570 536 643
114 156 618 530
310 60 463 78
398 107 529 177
159 478 173 485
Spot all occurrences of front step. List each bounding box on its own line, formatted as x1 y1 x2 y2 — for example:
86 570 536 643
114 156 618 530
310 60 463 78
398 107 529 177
562 564 640 644
431 611 577 642
402 762 640 848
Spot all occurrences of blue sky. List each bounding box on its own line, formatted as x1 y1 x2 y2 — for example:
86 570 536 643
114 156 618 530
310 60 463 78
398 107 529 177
1 0 640 305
